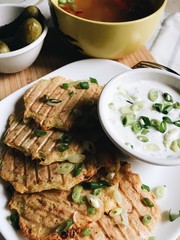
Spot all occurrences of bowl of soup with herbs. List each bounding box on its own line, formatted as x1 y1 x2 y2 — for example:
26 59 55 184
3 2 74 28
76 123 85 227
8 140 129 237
49 0 167 59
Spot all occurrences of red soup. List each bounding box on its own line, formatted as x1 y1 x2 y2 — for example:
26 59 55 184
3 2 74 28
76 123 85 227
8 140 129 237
59 0 155 22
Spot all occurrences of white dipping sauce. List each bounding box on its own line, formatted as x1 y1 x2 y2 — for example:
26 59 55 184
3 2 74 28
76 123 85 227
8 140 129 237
107 80 180 160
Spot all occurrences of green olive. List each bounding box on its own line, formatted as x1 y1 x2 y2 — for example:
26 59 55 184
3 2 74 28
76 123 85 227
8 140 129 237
12 18 43 50
0 40 10 53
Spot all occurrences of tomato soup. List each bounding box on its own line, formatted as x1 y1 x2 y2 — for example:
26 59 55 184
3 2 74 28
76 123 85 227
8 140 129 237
59 0 155 22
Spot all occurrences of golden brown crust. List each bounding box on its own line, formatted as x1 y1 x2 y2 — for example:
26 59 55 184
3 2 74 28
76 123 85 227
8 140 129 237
9 162 160 240
23 77 102 131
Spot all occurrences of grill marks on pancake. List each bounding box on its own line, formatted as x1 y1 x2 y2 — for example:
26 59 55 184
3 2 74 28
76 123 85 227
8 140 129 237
8 163 160 240
4 113 84 165
0 148 97 193
23 77 102 131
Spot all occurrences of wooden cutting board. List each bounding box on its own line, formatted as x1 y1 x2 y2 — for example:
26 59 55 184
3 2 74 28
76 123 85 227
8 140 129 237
0 28 155 100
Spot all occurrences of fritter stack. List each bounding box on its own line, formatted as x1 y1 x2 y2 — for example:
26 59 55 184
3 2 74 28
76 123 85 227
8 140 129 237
0 76 161 240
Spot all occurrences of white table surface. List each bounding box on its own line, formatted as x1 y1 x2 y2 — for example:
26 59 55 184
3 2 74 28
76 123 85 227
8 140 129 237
0 1 180 240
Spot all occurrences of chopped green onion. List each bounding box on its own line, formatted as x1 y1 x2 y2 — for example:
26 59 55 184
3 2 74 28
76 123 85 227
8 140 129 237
90 77 98 84
130 101 144 111
42 94 61 106
141 129 149 135
170 139 180 152
73 162 83 177
153 185 166 199
169 209 180 222
61 83 69 89
139 116 151 128
141 197 154 207
131 122 142 135
162 104 173 114
57 162 75 175
56 219 74 233
86 194 100 208
173 102 180 109
82 228 91 236
72 185 83 203
87 207 96 215
33 129 47 137
56 144 69 152
79 196 87 204
159 121 167 133
137 135 149 142
8 211 20 230
152 103 163 112
93 188 102 196
174 120 180 127
82 180 111 190
141 184 150 192
163 92 173 102
58 0 67 4
148 89 158 102
109 208 123 218
121 113 136 126
141 214 152 225
59 134 73 143
80 82 89 89
151 119 160 128
162 116 172 124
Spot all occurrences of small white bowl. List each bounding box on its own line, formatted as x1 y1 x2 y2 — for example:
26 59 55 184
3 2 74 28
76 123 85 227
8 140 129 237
98 68 180 166
0 4 48 74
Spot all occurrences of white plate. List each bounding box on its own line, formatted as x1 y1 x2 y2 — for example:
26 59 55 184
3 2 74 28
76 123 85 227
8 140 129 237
0 59 180 240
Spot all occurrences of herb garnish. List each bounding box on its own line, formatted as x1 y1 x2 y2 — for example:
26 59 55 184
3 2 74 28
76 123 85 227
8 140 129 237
41 94 61 106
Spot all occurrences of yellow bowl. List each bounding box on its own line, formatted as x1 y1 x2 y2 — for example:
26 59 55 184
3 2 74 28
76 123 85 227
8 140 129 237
49 0 167 59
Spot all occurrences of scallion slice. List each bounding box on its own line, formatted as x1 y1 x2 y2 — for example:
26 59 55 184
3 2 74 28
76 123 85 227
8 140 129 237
174 120 180 127
153 185 166 199
131 122 142 135
61 83 69 89
82 180 111 190
141 184 150 192
152 103 163 112
87 207 96 215
162 104 173 114
163 92 173 102
121 113 136 126
33 129 47 137
162 116 172 124
137 135 149 142
89 77 98 84
141 214 152 225
80 82 89 89
72 185 83 203
141 197 154 207
82 228 91 236
56 144 69 152
59 134 73 143
139 116 151 128
148 89 158 102
56 219 74 233
57 162 75 175
8 211 20 230
169 209 180 222
73 162 83 177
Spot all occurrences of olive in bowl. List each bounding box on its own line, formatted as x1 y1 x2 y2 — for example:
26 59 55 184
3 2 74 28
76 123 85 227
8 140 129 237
0 4 48 74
